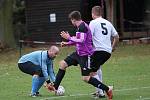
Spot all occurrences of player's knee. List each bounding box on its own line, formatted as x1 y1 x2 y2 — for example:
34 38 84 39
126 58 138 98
33 70 41 76
59 60 68 70
82 76 90 82
33 74 39 77
90 72 97 77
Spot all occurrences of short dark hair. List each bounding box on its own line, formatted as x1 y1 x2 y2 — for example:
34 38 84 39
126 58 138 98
92 6 102 16
68 11 81 21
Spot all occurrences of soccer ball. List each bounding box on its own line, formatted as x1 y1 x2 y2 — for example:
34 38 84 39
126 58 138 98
56 86 65 96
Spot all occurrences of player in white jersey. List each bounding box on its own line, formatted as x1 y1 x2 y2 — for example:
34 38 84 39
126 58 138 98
89 6 119 99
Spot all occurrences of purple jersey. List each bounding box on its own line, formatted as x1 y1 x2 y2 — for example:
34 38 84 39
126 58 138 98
67 21 94 56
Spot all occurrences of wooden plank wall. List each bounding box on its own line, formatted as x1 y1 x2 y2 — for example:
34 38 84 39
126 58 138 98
25 0 80 42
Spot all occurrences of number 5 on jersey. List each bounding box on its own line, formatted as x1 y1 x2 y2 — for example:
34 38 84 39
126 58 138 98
101 23 108 35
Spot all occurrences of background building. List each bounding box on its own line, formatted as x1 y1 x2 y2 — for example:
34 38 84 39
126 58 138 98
24 0 150 42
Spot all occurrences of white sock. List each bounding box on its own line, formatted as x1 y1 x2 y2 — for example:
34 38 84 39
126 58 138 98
93 67 104 95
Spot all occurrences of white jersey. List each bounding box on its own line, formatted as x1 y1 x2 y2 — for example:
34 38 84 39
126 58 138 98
89 17 118 53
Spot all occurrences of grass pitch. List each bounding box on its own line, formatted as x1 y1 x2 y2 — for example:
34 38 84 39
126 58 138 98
0 44 150 100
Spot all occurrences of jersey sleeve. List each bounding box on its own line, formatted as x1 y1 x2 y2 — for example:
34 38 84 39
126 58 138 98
111 24 118 37
69 32 87 43
66 40 76 46
48 61 56 82
40 52 49 80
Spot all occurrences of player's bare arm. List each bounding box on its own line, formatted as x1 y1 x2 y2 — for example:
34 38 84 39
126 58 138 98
112 34 119 52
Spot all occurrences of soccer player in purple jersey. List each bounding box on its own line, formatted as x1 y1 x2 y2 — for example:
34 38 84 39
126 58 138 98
48 11 113 100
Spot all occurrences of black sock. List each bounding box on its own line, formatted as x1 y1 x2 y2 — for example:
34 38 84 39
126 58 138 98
54 69 65 90
88 77 109 92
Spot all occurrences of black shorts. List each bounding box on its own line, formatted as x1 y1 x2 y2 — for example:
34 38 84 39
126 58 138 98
18 61 44 77
64 52 91 76
90 51 111 72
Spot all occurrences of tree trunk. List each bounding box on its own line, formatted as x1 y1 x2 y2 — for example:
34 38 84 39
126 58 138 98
0 0 16 48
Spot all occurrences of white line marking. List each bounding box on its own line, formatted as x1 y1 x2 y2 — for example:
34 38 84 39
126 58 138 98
115 86 150 92
40 86 150 100
136 98 150 100
40 94 89 100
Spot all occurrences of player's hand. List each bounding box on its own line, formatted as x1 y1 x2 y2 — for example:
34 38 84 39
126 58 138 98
61 41 67 47
44 82 56 92
112 47 116 52
60 31 70 40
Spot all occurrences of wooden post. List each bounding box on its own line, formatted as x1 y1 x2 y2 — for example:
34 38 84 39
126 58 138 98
119 0 124 37
109 0 113 23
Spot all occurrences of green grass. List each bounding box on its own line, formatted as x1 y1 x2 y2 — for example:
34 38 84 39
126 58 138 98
0 44 150 100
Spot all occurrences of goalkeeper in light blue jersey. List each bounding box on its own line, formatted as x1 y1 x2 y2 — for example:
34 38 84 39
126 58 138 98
18 46 59 97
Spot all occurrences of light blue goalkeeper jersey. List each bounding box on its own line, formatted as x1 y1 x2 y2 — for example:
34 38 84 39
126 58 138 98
18 50 55 82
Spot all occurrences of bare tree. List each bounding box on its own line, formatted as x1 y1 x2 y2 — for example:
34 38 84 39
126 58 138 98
0 0 16 48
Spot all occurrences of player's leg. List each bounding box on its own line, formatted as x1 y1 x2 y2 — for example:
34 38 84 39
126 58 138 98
18 61 43 97
53 60 68 90
89 51 112 100
36 77 45 95
82 75 109 92
29 65 43 97
54 52 78 90
79 55 108 99
82 75 112 100
78 55 109 98
31 74 40 97
93 67 105 98
81 52 112 100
